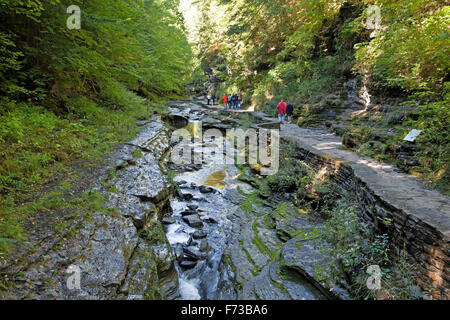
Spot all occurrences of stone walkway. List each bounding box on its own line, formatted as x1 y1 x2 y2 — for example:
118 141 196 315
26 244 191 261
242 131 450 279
257 114 450 238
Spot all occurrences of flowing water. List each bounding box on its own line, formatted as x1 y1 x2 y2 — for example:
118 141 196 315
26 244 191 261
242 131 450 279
163 102 248 299
163 101 327 300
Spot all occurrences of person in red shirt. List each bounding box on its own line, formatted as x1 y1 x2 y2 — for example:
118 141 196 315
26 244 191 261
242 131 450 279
277 100 287 123
222 94 228 109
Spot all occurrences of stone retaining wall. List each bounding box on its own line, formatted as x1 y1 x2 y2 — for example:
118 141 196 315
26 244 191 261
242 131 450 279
285 137 449 299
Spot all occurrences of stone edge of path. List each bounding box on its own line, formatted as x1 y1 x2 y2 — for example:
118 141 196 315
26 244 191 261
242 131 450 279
249 111 449 299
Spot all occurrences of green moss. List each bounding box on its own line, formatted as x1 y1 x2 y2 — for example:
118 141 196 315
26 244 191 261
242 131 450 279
222 254 237 273
272 280 289 295
131 148 143 159
240 192 265 217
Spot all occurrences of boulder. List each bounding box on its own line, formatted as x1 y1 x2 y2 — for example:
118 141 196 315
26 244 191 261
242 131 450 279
193 230 207 240
162 217 176 225
182 215 204 228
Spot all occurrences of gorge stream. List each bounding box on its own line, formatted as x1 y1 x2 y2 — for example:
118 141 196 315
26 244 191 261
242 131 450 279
163 100 328 300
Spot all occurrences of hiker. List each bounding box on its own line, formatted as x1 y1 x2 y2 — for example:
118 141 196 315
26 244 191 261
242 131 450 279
237 94 242 108
211 93 216 105
228 94 232 108
232 94 238 109
277 100 287 123
207 93 212 105
222 94 228 109
286 103 293 123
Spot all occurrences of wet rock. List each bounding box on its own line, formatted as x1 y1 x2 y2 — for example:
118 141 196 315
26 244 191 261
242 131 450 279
127 121 169 153
111 144 138 169
105 193 153 229
201 216 218 224
186 235 193 246
276 215 321 242
180 192 194 201
199 186 215 194
174 188 185 200
183 246 203 261
28 211 140 300
113 151 169 203
175 244 184 263
188 205 199 211
202 117 221 126
136 120 151 126
281 238 350 300
198 239 209 252
179 260 197 269
182 215 204 228
177 180 188 186
152 243 179 300
162 217 176 225
240 262 291 300
121 241 162 300
163 114 189 129
193 230 207 240
181 210 197 217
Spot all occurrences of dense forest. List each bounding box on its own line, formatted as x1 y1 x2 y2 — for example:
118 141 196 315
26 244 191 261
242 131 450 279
194 0 449 193
0 0 193 252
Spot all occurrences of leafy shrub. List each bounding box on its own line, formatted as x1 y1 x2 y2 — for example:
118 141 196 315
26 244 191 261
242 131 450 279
322 202 419 299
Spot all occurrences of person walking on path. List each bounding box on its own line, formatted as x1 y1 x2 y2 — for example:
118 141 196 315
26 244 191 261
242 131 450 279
232 94 238 109
211 93 216 105
228 94 232 109
222 94 228 109
277 100 287 123
286 103 294 123
237 94 242 109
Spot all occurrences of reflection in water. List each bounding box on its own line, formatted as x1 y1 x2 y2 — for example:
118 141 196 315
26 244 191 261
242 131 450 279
204 170 226 189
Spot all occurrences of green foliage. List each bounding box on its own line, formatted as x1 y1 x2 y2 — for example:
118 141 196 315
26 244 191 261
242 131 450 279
404 100 450 191
355 2 449 97
0 0 195 254
322 201 419 299
264 144 315 201
197 0 448 103
343 99 449 194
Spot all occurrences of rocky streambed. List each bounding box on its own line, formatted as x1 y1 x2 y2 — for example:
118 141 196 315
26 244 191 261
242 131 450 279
0 99 345 300
160 100 348 300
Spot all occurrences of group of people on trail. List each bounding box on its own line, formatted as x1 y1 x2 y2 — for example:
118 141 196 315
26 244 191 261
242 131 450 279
222 93 242 109
277 100 294 124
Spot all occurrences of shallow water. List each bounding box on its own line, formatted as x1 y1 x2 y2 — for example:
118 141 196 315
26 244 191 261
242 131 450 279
164 102 323 300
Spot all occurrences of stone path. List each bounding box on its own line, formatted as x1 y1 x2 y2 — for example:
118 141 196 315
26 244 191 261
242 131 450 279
254 113 450 238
